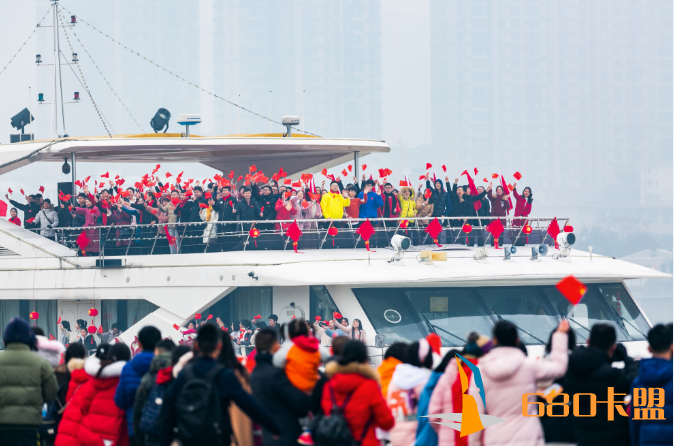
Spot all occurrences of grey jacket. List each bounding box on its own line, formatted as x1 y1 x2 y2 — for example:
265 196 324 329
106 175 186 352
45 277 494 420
34 208 59 238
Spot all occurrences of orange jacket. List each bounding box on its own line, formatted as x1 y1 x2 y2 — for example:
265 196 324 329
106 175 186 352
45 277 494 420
377 357 401 397
272 335 330 393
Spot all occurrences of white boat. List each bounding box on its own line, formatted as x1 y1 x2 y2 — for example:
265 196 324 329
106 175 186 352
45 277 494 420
0 134 669 361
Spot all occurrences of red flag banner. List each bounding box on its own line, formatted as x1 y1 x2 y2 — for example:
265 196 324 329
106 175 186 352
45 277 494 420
556 275 587 305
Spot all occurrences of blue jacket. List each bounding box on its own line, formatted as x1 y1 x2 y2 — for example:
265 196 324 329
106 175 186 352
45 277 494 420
630 357 672 446
358 191 383 218
415 370 442 446
114 351 154 437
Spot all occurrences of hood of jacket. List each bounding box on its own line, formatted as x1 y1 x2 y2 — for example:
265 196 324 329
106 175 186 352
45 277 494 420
328 366 378 395
172 350 194 378
433 180 446 192
391 363 432 391
567 346 610 378
292 334 319 353
67 357 86 373
478 346 526 381
325 360 381 386
84 355 126 379
635 357 673 387
131 351 155 376
400 186 415 200
148 352 172 374
156 366 173 385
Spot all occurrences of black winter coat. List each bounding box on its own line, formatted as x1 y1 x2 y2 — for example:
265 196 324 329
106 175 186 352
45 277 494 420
563 345 638 446
215 195 237 222
250 353 311 446
235 198 262 221
477 197 491 217
254 189 277 221
426 180 448 217
159 356 280 446
188 197 208 223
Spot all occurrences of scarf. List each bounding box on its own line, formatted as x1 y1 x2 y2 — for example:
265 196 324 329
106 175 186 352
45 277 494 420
452 358 478 446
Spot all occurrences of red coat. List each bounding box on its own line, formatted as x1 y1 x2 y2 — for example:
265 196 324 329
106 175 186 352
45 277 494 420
274 198 298 231
54 361 90 446
512 188 532 227
72 357 129 446
321 369 395 446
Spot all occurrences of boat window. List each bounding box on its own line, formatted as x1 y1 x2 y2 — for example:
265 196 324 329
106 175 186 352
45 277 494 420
541 284 648 342
476 287 560 345
199 287 273 331
310 286 341 322
403 289 494 347
352 288 428 345
352 283 649 347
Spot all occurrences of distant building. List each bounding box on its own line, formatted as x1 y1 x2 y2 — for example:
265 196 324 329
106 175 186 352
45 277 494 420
429 0 673 231
621 249 673 324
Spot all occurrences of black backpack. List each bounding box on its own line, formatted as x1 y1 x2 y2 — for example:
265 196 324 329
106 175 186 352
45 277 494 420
139 382 166 436
312 384 372 446
175 363 225 445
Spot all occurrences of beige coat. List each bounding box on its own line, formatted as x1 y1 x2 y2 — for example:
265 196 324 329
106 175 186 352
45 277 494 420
415 194 434 227
229 369 254 446
158 202 178 224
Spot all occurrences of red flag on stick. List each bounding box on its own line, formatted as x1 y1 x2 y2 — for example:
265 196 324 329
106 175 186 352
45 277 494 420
556 275 587 305
461 170 482 212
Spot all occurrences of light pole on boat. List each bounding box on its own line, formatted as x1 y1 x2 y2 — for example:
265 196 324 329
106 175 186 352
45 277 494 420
354 151 359 180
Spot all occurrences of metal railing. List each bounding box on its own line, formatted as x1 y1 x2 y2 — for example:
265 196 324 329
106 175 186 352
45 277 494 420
27 216 568 259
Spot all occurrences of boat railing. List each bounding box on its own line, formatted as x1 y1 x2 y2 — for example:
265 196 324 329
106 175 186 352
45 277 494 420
26 216 569 259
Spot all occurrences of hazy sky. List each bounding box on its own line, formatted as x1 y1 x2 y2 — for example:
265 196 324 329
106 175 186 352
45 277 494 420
0 0 671 259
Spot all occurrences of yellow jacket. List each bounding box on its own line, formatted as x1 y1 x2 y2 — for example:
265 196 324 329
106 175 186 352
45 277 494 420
397 187 417 218
320 192 350 219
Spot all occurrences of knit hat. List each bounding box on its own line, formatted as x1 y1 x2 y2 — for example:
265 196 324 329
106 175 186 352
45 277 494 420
3 317 37 349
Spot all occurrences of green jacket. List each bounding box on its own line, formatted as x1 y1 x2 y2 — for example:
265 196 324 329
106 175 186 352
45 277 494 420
0 343 59 427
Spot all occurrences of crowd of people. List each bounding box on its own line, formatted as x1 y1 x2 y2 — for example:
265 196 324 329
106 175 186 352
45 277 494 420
0 311 670 446
3 166 535 255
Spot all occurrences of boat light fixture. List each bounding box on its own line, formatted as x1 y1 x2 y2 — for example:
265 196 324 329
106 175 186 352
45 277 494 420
72 52 78 63
150 108 171 133
38 93 44 103
553 232 576 259
473 247 488 261
71 15 77 25
74 91 80 101
248 271 258 281
62 158 70 175
35 54 42 64
389 234 411 263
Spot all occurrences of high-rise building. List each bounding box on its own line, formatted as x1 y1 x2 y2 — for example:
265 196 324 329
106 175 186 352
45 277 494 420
430 0 672 230
36 0 381 140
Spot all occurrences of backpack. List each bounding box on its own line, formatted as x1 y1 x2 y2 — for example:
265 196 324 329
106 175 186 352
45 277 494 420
175 363 225 445
139 382 166 436
312 384 372 446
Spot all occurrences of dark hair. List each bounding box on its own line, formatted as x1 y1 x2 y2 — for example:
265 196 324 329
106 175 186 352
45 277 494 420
193 186 203 193
217 330 245 376
349 319 363 340
405 341 433 369
111 322 121 331
384 342 408 361
195 323 220 354
287 319 309 339
222 186 231 192
332 336 349 356
330 180 340 187
34 193 43 200
65 342 86 364
338 340 368 365
240 319 251 330
254 328 278 353
172 345 192 366
262 185 271 192
156 339 176 353
493 320 518 347
341 317 349 325
254 321 268 330
384 182 392 188
241 187 252 194
588 324 617 350
545 326 576 354
138 326 162 351
43 198 51 205
647 323 672 353
10 207 18 214
160 197 170 203
268 314 278 322
523 187 533 204
76 319 87 329
61 320 71 331
462 331 487 358
31 326 45 337
365 179 375 187
77 193 87 199
94 344 112 360
187 320 197 328
435 349 461 373
108 343 131 362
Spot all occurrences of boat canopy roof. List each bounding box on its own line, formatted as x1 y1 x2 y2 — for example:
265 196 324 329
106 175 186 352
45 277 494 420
0 133 390 176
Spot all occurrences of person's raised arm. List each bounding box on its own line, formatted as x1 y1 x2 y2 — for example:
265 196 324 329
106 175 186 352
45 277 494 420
223 369 281 436
534 320 569 382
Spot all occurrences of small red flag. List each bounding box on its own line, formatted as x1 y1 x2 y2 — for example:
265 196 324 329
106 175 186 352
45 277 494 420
341 169 348 177
249 165 257 173
347 165 352 172
361 164 367 171
333 312 343 320
101 172 109 178
199 203 209 209
57 316 61 324
85 176 91 183
284 179 292 185
7 188 12 194
424 189 432 199
418 175 425 180
301 200 310 209
474 168 478 175
442 165 447 172
483 178 488 183
492 173 499 179
321 168 328 176
426 163 432 170
195 313 202 320
166 172 172 178
229 171 234 179
38 185 45 193
173 324 180 331
204 191 212 199
26 217 35 224
0 200 6 217
315 316 322 321
556 275 587 305
207 314 213 320
513 171 522 181
236 176 243 182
